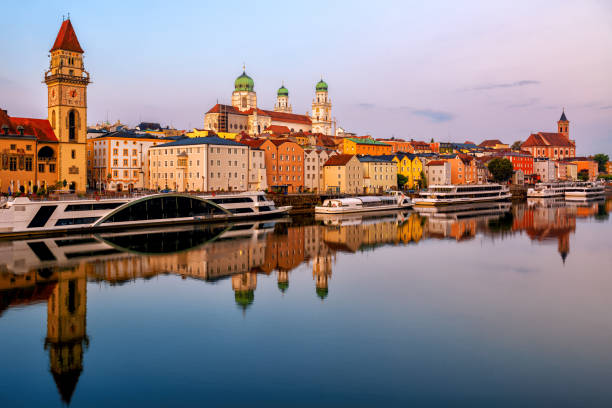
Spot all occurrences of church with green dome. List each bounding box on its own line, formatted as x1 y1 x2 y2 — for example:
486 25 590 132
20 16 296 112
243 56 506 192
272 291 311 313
203 68 335 136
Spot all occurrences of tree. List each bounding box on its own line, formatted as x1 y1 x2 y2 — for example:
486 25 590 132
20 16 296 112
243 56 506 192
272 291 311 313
578 169 589 181
487 158 513 182
430 138 434 143
397 173 408 189
511 141 522 151
593 154 609 173
419 170 427 189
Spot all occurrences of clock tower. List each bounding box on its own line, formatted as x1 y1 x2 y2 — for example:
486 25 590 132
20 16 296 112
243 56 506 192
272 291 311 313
45 18 90 192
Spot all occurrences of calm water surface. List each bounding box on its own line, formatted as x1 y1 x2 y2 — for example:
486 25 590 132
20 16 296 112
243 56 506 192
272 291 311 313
1 199 611 407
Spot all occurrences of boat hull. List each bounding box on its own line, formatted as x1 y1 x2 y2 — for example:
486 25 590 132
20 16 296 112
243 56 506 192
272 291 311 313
314 204 412 214
413 193 511 207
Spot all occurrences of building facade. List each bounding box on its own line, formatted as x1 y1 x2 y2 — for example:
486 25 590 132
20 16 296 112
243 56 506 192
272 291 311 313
323 154 363 194
342 137 392 156
149 137 249 192
424 160 451 185
534 158 556 182
88 131 170 191
358 156 397 193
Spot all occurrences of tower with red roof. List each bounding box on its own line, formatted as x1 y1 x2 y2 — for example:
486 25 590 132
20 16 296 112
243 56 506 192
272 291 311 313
44 18 90 192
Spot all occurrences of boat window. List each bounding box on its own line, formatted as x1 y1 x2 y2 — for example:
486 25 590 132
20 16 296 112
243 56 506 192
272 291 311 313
209 197 253 204
55 217 101 226
55 238 98 247
257 195 268 202
27 205 58 228
102 196 227 223
259 206 274 211
229 207 255 213
65 202 124 211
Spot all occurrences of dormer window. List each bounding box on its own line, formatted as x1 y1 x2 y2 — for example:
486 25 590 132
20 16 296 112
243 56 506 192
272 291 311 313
1 124 8 135
17 125 24 136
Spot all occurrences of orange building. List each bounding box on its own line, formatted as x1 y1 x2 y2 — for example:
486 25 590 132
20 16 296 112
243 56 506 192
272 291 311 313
241 139 304 192
448 154 479 184
375 138 412 153
565 157 598 180
342 137 392 155
0 109 59 193
522 110 576 160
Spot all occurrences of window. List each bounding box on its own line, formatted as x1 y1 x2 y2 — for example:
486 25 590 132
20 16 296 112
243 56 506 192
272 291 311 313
132 149 137 155
39 163 45 173
71 150 76 159
26 145 32 151
9 157 17 171
113 170 118 177
49 164 55 173
123 159 128 166
113 149 118 155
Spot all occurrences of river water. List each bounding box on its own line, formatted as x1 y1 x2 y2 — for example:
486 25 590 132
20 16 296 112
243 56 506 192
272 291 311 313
1 199 611 407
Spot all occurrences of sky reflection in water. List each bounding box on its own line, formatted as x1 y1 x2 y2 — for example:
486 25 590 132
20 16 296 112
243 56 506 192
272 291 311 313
1 199 611 407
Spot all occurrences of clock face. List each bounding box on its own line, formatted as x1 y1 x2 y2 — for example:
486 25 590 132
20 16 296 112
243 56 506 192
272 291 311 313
49 88 58 105
64 87 82 106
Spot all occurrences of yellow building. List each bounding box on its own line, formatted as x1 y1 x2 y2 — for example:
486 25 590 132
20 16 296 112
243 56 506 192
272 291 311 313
391 153 423 189
323 154 363 194
45 19 90 192
358 155 397 193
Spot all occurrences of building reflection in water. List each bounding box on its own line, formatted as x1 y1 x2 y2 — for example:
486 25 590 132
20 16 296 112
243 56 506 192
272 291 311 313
0 198 609 404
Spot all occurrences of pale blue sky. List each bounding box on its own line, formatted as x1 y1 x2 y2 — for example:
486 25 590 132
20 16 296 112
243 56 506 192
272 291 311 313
1 0 611 154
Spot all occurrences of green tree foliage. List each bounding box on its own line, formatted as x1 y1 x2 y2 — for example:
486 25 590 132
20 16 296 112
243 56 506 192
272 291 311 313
487 158 513 182
397 173 408 188
420 170 427 189
511 141 522 150
593 154 609 172
577 169 589 181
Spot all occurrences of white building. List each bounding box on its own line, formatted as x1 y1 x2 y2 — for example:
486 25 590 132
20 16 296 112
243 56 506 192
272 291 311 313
424 160 451 185
90 130 170 192
534 158 557 182
148 136 249 192
248 147 268 191
304 149 335 192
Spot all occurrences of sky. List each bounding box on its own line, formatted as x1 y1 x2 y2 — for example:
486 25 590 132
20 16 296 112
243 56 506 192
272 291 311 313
1 0 611 154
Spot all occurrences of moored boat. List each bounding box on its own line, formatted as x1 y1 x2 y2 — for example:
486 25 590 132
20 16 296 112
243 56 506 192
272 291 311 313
564 182 605 200
413 184 510 207
527 182 572 198
0 191 290 238
315 193 412 214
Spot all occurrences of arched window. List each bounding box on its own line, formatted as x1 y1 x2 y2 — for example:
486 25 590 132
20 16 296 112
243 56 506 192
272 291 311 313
51 110 56 129
68 110 77 141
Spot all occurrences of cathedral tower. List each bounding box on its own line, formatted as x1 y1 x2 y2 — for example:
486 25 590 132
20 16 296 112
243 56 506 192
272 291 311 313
311 79 332 135
45 19 90 192
231 69 257 112
274 84 292 113
557 109 569 139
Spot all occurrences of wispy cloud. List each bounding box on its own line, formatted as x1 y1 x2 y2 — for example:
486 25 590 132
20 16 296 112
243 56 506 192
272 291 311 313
507 98 540 109
600 105 612 110
468 80 541 91
412 109 454 123
355 102 376 109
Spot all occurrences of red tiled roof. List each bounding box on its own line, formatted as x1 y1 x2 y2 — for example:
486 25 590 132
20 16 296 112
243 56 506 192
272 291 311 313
0 110 58 142
206 103 245 115
324 154 355 166
265 125 291 134
522 132 574 148
239 139 266 149
50 19 84 53
478 139 504 147
426 160 446 166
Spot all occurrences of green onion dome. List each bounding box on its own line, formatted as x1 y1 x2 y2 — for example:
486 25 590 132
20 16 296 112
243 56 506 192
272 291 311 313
277 85 289 97
235 71 254 92
316 287 328 300
316 79 328 92
234 290 254 309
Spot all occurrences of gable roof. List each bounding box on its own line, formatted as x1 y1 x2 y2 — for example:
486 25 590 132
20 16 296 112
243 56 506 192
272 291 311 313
324 154 355 166
265 125 291 134
478 139 504 147
426 160 447 166
206 104 245 115
239 139 266 149
50 19 84 53
522 132 574 148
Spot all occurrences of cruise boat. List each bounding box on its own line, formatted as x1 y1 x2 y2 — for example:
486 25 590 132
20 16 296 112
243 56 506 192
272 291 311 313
315 194 412 214
527 182 572 198
564 182 606 200
0 191 291 238
413 184 511 207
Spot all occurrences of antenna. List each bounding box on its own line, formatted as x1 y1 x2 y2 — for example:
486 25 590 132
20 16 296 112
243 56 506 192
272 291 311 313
67 12 70 20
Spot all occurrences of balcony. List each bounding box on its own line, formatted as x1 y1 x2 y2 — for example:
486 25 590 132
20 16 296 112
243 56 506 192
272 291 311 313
43 71 91 85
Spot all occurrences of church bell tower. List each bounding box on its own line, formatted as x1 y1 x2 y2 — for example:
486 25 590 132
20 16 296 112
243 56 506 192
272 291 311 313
557 109 569 139
45 18 90 192
311 78 332 135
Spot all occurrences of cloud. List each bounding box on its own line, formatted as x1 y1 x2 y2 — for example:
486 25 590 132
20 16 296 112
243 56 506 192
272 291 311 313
412 109 454 123
468 80 541 91
355 102 376 109
600 105 612 110
507 98 540 109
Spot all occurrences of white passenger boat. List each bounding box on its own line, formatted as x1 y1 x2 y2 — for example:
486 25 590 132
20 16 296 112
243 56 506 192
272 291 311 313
527 182 572 198
315 194 412 214
413 184 511 207
564 182 606 200
0 191 291 238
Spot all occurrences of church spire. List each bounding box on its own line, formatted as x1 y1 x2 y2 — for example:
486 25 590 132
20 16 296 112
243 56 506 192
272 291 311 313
50 19 83 53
